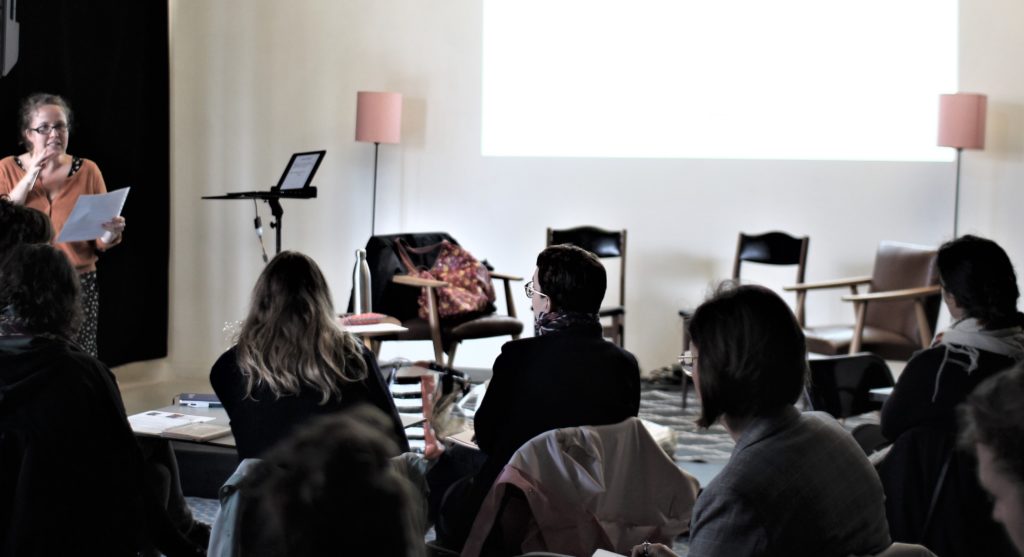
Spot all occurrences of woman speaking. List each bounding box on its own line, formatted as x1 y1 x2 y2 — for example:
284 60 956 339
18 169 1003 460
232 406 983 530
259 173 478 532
0 93 126 357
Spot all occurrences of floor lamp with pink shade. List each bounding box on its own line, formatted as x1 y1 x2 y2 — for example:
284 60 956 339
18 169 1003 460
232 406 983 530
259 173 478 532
937 92 987 239
356 91 402 237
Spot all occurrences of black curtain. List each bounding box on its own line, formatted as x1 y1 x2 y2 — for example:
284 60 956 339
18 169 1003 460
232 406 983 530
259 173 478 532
0 0 170 366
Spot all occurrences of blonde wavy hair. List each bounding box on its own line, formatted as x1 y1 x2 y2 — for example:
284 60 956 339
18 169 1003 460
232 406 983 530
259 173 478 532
236 251 367 403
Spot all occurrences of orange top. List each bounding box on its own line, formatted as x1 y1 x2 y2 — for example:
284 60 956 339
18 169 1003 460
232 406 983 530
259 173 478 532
0 155 112 273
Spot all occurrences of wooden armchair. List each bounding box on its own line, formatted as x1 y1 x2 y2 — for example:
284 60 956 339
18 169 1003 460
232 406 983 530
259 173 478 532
785 241 941 360
350 232 523 367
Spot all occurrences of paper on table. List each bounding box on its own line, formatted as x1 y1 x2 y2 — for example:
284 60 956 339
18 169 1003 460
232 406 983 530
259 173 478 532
56 188 130 243
399 413 427 428
128 410 215 435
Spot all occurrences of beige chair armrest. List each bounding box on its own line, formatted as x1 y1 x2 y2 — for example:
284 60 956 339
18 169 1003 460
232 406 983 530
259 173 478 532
393 274 449 288
784 276 873 292
845 285 941 352
391 274 446 363
488 271 523 281
841 285 941 303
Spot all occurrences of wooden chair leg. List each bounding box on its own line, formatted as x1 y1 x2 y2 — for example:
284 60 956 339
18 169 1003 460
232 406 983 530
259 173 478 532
914 299 932 348
425 287 445 365
795 291 806 328
850 301 867 354
446 343 459 368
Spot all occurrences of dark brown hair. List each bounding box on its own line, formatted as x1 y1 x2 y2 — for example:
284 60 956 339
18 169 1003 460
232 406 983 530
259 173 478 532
688 282 808 428
938 235 1022 329
0 243 81 338
536 244 607 313
241 405 425 557
0 198 53 259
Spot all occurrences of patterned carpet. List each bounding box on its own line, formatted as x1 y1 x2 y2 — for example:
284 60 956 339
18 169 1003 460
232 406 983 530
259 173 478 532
639 385 734 464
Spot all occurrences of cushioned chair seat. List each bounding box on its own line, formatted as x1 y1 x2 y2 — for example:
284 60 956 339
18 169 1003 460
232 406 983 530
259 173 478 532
450 315 524 340
805 325 921 361
378 315 523 344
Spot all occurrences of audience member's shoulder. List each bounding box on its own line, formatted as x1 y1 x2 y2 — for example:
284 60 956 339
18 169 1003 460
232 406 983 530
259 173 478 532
22 336 116 386
498 335 536 354
801 409 845 431
211 345 240 370
907 344 949 365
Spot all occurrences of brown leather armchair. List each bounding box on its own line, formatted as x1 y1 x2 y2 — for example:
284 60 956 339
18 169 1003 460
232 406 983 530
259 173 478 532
785 241 941 361
349 232 523 367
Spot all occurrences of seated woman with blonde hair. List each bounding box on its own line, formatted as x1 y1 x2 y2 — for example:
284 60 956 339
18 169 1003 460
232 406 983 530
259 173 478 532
211 250 408 459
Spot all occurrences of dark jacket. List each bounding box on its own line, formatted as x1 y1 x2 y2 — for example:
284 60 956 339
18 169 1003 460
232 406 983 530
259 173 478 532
473 321 641 503
0 335 195 556
210 343 408 459
879 344 1017 557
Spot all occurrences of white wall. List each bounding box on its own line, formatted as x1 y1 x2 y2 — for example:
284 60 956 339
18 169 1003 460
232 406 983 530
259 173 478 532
155 0 1023 380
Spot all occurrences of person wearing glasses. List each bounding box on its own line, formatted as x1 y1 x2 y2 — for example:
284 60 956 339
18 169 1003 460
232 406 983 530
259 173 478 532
432 243 641 550
633 283 890 557
0 93 125 357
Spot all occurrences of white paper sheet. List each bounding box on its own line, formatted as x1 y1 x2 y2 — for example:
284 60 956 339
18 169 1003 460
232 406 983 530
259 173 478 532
128 410 215 435
56 188 130 243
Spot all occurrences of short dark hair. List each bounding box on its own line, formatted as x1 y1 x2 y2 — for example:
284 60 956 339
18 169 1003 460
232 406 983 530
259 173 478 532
19 93 73 150
959 362 1024 487
242 405 424 557
938 235 1022 329
0 243 81 338
0 198 53 259
688 282 808 428
536 244 607 313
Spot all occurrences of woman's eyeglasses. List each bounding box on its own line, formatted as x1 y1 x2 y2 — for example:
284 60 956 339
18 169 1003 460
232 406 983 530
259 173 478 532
677 351 695 377
524 281 548 299
28 123 69 136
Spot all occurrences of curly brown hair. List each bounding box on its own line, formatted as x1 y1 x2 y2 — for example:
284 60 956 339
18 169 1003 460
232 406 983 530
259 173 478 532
0 243 81 338
0 198 53 258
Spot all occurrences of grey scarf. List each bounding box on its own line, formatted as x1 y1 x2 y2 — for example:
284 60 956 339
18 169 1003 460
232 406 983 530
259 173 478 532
931 317 1024 401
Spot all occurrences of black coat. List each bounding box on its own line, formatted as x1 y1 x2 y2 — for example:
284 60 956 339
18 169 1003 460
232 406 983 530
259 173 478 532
210 343 409 459
0 336 195 556
879 344 1017 557
472 321 641 498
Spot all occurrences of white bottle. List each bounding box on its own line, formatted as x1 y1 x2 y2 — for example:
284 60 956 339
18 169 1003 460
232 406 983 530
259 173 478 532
353 249 372 313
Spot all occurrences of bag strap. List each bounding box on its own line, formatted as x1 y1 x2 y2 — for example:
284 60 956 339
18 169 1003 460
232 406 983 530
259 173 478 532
399 239 449 256
393 238 422 274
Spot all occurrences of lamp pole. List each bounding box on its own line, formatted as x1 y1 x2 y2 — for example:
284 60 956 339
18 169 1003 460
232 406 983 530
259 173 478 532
953 146 962 239
371 141 380 237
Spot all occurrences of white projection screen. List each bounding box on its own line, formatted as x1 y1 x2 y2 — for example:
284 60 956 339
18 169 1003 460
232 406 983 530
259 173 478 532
482 0 958 161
